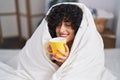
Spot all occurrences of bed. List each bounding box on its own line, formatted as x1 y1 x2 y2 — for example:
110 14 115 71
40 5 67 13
104 48 120 80
0 48 120 80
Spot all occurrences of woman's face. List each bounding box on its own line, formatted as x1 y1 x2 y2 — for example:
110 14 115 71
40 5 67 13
56 21 75 43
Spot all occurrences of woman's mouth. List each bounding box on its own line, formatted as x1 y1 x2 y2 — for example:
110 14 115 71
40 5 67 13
60 34 68 38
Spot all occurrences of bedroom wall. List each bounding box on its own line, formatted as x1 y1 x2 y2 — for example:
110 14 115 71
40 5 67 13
115 0 120 48
78 0 120 48
78 0 115 30
0 0 120 47
18 0 45 39
0 0 45 39
0 0 18 38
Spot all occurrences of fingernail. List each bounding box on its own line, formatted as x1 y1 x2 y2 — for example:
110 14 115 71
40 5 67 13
53 54 56 57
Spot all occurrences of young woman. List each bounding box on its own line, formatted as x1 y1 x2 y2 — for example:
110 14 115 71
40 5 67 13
46 4 83 66
0 2 116 80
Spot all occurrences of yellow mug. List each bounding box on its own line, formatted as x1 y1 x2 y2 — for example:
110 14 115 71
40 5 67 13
48 37 66 56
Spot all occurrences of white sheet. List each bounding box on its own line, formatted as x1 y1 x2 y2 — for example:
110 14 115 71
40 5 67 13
0 49 19 63
0 49 119 70
0 49 119 80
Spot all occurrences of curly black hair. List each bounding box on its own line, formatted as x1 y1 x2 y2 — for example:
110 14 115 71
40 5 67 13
46 4 83 38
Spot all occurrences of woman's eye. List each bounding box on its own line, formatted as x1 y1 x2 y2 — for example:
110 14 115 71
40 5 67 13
66 24 71 26
65 23 72 27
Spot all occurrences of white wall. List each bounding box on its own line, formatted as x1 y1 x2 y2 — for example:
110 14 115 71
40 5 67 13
0 0 45 39
1 16 18 37
0 0 18 37
78 0 116 30
0 0 15 12
116 11 120 47
79 0 115 12
115 0 120 48
1 0 120 46
18 0 45 39
30 0 45 33
18 0 29 39
79 0 120 48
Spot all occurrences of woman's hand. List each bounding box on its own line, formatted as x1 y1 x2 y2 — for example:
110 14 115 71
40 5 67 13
47 44 69 66
51 44 69 66
47 45 53 54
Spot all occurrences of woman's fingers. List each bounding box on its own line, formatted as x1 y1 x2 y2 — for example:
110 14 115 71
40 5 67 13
57 44 69 57
52 48 69 62
52 54 67 62
51 44 70 65
47 45 52 53
57 49 68 58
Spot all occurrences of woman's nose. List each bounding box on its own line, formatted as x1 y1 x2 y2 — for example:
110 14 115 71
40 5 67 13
60 25 66 32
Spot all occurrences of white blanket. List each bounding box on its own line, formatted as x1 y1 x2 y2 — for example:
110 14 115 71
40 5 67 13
0 2 117 80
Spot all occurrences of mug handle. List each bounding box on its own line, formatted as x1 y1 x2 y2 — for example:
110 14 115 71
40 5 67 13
44 43 53 54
